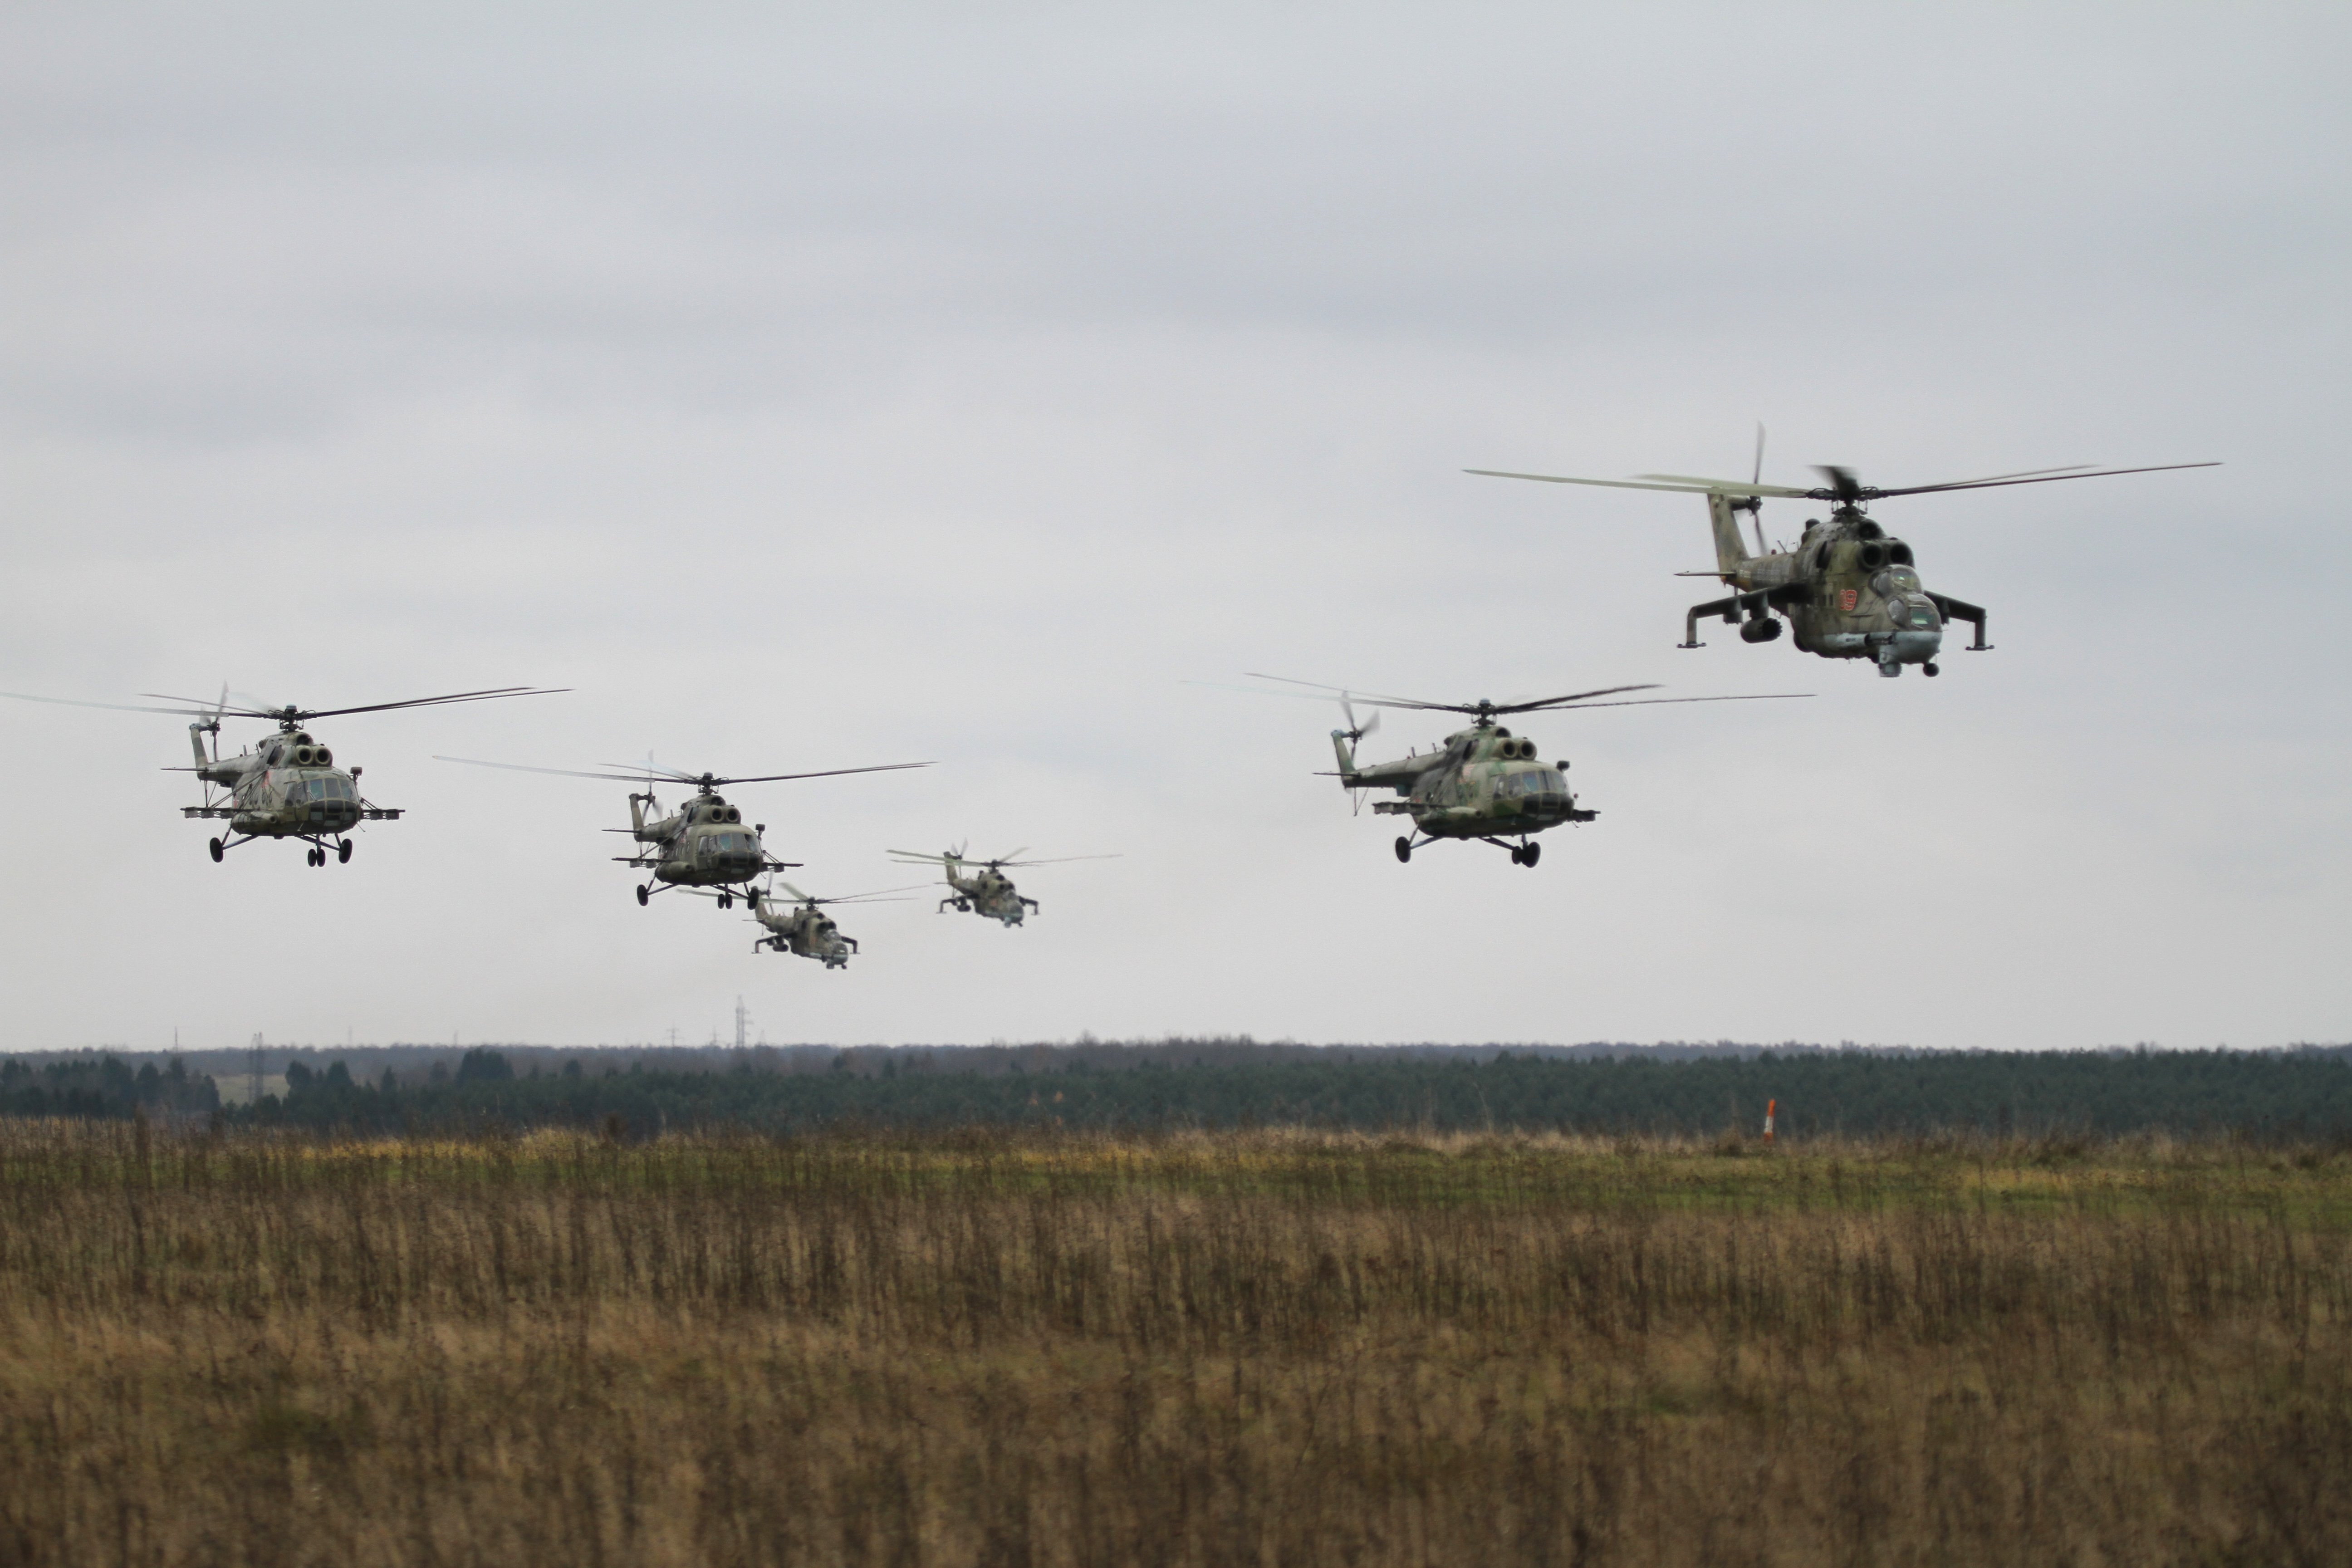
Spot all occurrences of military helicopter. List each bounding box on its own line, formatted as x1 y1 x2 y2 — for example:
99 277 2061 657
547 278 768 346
0 685 563 864
701 879 924 968
1236 675 1806 865
886 847 1117 926
437 755 931 906
1467 437 2217 676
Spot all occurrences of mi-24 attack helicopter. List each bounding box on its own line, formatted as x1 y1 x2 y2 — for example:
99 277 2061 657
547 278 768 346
693 879 926 968
1238 675 1807 866
886 847 1117 926
1467 436 2218 676
436 755 931 907
0 685 564 865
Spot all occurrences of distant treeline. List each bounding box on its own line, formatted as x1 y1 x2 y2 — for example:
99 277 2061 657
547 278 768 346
0 1056 220 1121
197 1044 2352 1140
10 1045 2352 1140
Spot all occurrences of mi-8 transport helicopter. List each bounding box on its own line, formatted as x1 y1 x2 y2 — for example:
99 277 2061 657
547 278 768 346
0 685 563 864
1238 676 1806 865
437 755 931 907
711 881 923 968
886 848 1117 926
1467 439 2217 676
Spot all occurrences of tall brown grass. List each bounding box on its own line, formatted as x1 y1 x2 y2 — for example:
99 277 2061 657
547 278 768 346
0 1122 2345 1565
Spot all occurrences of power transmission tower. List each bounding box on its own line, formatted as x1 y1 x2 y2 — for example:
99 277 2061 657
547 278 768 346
735 996 750 1052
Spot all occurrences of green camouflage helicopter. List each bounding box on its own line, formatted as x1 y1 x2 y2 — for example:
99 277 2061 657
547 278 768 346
0 685 562 865
708 879 925 968
1468 438 2216 677
886 847 1117 926
437 755 930 907
1238 675 1806 865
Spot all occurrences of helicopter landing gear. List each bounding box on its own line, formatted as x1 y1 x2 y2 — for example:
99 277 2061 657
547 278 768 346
717 893 733 910
636 884 651 906
208 838 223 863
337 839 353 863
1922 662 1940 677
1510 842 1542 867
1394 836 1413 864
307 846 324 867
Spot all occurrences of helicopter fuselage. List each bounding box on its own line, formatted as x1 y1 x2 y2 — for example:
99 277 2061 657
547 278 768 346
1335 721 1595 852
751 896 857 967
1686 498 1988 677
624 790 780 889
181 724 394 846
937 858 1037 925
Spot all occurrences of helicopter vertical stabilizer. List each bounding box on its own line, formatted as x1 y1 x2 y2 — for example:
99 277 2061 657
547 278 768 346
1705 492 1751 578
1329 729 1357 779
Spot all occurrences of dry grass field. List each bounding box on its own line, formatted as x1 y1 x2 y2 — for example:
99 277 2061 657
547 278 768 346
0 1121 2346 1566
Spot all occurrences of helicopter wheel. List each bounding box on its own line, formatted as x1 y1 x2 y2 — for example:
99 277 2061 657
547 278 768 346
718 893 732 910
208 838 223 863
338 839 353 864
307 847 323 867
1519 842 1541 868
1394 836 1412 864
1923 662 1940 677
636 884 650 906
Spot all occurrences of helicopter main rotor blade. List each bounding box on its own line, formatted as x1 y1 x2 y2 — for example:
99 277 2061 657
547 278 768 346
701 762 933 787
435 756 665 783
1240 673 1460 710
1472 470 1817 499
287 687 568 721
1626 474 1823 498
439 758 931 786
1865 461 2220 499
993 854 1121 867
1489 684 1661 713
141 686 564 723
594 760 701 783
1523 692 1813 714
806 883 935 904
1 691 225 719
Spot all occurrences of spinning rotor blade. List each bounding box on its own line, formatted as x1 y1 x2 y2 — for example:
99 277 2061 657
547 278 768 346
1 691 224 718
808 884 933 905
1242 672 1461 710
699 763 932 787
1863 461 2220 499
436 757 666 783
143 686 564 723
1473 469 1817 499
1529 691 1812 713
596 760 701 783
439 758 931 786
993 854 1120 867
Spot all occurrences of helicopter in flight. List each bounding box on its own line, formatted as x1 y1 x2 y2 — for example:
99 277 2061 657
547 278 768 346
1236 675 1806 865
706 880 924 968
0 685 563 865
886 847 1117 926
1467 436 2217 676
437 755 930 907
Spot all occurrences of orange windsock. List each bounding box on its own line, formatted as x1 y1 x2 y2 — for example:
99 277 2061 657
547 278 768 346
1764 1098 1776 1143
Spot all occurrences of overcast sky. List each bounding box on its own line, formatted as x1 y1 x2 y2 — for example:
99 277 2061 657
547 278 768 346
2 3 2344 1053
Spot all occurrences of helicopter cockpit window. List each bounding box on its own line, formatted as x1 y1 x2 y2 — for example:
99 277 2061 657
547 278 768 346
1907 603 1939 629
